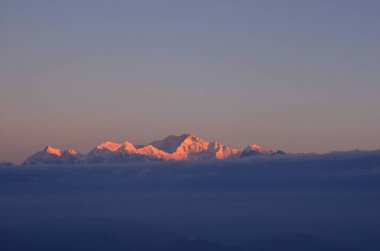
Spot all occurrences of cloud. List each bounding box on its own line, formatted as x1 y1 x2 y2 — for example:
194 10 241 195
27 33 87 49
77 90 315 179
1 150 380 194
1 150 380 249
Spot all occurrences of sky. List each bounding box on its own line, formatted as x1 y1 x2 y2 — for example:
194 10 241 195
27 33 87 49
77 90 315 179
1 0 380 163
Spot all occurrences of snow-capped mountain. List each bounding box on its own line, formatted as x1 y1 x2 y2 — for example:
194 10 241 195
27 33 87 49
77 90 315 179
23 146 82 165
239 144 268 158
239 144 286 158
150 134 241 160
85 140 171 164
22 134 284 165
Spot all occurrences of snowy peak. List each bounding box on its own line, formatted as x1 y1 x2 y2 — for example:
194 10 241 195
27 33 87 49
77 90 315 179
209 141 241 160
239 144 286 158
149 134 231 160
150 134 190 153
150 134 241 160
22 133 285 165
172 134 210 160
87 141 123 164
23 146 80 165
135 145 172 160
44 146 63 156
95 141 122 152
86 140 168 164
239 144 267 158
91 141 137 154
66 149 77 156
246 144 267 154
43 146 77 157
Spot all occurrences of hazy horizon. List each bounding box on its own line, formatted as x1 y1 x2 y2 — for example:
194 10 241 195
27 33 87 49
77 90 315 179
1 0 380 163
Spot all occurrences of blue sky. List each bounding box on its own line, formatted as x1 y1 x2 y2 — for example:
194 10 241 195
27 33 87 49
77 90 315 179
1 0 380 163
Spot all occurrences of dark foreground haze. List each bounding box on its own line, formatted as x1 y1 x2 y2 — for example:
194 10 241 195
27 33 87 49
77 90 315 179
1 151 380 251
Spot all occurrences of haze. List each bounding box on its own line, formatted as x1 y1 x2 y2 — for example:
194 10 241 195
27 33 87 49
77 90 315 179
1 0 380 163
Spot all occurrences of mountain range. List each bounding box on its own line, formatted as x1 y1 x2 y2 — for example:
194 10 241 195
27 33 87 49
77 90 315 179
22 134 285 165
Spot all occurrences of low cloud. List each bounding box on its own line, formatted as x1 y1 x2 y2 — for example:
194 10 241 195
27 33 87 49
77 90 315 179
1 150 380 194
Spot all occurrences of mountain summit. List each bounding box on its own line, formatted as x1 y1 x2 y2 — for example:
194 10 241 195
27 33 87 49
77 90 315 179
23 145 80 165
149 134 240 160
22 134 283 165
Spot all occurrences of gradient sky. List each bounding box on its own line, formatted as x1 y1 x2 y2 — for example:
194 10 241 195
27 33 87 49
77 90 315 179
1 0 380 163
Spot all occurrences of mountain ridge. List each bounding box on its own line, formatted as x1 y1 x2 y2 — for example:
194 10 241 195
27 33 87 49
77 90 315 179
22 134 283 165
